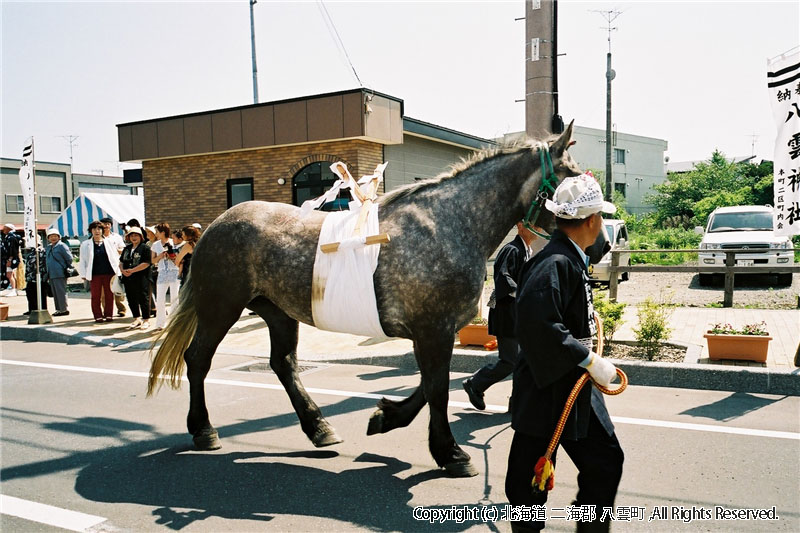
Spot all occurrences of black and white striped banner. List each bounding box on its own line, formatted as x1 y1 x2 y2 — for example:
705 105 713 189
768 51 800 237
17 138 37 247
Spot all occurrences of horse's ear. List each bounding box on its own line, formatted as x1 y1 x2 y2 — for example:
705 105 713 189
549 120 575 157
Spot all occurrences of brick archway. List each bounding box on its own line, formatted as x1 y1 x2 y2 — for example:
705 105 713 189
287 154 352 180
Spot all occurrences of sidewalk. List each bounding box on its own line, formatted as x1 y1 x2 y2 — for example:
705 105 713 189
2 289 798 395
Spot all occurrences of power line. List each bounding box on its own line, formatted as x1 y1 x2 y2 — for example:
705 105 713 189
317 0 363 87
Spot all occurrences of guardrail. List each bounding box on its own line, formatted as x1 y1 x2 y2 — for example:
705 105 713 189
607 248 799 307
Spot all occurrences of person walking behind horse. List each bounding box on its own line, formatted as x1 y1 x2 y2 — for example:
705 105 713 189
79 220 121 323
119 227 152 329
101 217 127 317
45 228 73 316
173 225 199 287
505 174 620 533
462 221 544 411
22 244 48 315
151 222 180 331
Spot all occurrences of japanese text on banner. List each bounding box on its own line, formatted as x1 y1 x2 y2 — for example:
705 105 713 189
768 52 800 237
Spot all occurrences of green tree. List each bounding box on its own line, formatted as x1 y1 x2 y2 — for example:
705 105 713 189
647 151 773 228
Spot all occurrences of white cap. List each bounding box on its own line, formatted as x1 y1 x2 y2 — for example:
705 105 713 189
545 172 616 220
46 228 61 237
145 226 156 235
3 223 16 230
192 223 202 229
127 226 143 237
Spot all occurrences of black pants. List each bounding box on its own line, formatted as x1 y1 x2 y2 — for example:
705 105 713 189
124 275 151 319
471 336 519 392
505 412 624 532
25 281 48 312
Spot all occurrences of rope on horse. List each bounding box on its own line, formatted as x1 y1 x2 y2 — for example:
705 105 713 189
532 314 628 494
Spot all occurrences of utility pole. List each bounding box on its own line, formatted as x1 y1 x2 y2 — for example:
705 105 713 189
593 9 621 201
525 0 561 138
249 0 259 104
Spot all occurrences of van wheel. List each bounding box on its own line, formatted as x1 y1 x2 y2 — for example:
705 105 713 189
699 274 713 286
778 273 793 286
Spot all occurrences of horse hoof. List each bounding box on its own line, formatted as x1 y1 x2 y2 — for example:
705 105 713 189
444 461 478 478
193 428 221 451
366 409 384 435
312 426 343 448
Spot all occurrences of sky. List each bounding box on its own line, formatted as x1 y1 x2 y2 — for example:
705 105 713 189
1 1 798 176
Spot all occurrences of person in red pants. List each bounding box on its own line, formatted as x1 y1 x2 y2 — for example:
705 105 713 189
78 220 121 322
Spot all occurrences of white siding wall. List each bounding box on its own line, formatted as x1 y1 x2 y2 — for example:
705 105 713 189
383 134 475 192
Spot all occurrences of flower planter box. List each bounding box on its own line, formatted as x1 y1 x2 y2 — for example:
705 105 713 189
458 324 495 347
703 332 772 363
0 302 8 321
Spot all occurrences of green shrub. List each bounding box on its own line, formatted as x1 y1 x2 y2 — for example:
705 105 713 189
629 227 701 265
633 295 674 360
593 290 626 347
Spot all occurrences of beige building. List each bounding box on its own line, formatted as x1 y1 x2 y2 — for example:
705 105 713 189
116 88 491 228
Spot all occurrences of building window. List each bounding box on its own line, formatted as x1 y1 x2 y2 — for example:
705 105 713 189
292 162 349 210
614 183 626 197
614 148 626 165
227 177 254 208
5 194 24 213
40 195 62 213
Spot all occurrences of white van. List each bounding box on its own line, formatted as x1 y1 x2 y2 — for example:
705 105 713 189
697 205 794 286
589 219 631 283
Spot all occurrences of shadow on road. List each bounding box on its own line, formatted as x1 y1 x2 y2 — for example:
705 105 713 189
678 391 788 422
1 371 515 531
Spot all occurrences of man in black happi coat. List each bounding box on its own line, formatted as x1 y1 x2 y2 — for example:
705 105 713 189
463 221 543 410
506 173 621 532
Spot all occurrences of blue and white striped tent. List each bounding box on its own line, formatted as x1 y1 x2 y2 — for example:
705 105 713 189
49 193 144 238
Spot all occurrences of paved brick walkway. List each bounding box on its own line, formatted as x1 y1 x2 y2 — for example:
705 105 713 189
614 307 799 368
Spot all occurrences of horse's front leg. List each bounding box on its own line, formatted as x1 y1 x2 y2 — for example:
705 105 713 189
414 329 478 477
251 299 342 447
367 384 426 435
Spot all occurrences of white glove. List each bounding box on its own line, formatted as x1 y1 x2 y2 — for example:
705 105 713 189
583 352 617 387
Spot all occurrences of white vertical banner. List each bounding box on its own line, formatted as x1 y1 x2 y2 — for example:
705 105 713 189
767 51 800 237
18 138 37 247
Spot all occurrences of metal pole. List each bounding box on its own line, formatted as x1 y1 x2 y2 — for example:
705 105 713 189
249 0 259 104
605 51 613 201
28 139 52 325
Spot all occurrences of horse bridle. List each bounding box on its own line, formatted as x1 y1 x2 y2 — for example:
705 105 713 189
522 147 559 240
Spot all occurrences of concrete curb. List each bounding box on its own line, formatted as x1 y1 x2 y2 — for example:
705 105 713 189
2 324 798 396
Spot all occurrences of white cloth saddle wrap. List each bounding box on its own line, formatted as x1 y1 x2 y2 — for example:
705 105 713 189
311 205 387 338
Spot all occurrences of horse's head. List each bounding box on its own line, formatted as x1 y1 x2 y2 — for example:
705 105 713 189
527 121 583 237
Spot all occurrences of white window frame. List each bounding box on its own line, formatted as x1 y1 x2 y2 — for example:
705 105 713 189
5 194 24 213
40 195 62 213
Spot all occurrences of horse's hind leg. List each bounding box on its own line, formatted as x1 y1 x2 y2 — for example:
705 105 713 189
414 330 477 477
249 298 342 447
185 311 240 450
367 384 426 435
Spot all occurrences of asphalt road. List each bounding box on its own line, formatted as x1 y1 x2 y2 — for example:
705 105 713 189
1 340 798 532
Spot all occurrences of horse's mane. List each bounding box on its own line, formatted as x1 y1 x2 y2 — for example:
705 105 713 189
380 136 550 207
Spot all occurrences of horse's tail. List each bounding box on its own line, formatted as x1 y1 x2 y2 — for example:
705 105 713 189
147 275 198 397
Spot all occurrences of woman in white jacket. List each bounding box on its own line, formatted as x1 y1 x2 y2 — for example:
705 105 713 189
79 220 121 322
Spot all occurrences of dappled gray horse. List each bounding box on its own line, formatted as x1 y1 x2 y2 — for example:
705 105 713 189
148 122 602 476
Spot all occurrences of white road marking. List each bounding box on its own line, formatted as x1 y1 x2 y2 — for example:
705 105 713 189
0 495 106 532
2 358 798 441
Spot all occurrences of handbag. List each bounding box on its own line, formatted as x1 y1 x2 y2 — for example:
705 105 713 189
65 265 78 278
111 275 125 295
